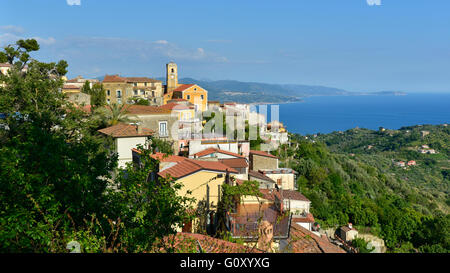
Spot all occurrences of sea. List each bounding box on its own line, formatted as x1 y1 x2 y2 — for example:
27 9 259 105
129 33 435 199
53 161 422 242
257 93 450 135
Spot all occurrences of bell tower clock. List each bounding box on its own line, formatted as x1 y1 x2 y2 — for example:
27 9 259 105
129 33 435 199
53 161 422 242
166 62 178 93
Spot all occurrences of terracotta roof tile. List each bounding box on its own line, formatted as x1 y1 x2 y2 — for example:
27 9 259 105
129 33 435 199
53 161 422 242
250 150 278 159
125 77 161 83
193 148 244 158
248 170 276 183
158 233 262 253
287 225 345 253
173 84 195 92
150 152 187 163
219 158 248 168
259 189 281 202
98 123 154 137
158 159 238 179
103 74 127 82
125 105 172 115
63 84 81 89
160 102 191 111
281 190 310 202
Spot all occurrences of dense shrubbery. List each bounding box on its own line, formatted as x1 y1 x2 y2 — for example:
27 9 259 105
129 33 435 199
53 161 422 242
277 132 449 253
0 40 192 253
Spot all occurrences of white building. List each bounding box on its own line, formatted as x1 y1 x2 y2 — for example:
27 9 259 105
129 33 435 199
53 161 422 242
98 123 154 168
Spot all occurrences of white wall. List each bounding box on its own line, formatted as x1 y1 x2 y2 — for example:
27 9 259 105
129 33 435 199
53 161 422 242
296 222 312 231
285 199 310 214
265 173 295 190
189 140 239 156
116 136 148 168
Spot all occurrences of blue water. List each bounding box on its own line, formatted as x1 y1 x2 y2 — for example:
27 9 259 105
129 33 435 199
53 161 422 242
260 93 450 135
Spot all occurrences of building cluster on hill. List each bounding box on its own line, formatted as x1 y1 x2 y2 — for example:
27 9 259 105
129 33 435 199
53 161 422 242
1 60 345 253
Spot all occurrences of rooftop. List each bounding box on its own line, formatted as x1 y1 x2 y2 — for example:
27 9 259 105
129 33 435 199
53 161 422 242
125 105 172 115
173 84 196 92
158 233 262 253
193 147 245 159
219 158 248 169
160 102 192 111
125 77 161 83
281 190 310 202
103 75 161 83
158 158 238 179
287 224 345 253
98 123 154 138
250 150 278 159
248 170 276 183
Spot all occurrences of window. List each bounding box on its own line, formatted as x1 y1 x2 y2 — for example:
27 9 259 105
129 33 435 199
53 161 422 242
144 82 147 87
152 91 155 97
187 95 190 100
107 99 110 104
171 68 174 73
107 90 110 96
116 90 122 98
201 95 204 100
117 98 122 104
134 90 138 96
159 121 168 137
133 83 137 87
141 90 145 95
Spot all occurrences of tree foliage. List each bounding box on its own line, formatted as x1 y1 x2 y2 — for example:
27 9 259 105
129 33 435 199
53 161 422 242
0 40 193 253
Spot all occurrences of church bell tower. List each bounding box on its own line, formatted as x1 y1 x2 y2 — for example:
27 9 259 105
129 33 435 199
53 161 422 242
166 62 178 93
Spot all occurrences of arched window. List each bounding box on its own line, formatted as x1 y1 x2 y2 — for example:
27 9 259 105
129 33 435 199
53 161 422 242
171 68 174 73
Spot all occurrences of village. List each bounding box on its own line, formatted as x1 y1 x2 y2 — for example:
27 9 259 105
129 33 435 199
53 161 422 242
1 61 385 253
63 62 385 253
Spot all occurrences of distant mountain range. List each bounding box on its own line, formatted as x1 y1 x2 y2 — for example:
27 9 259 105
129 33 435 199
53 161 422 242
96 75 406 104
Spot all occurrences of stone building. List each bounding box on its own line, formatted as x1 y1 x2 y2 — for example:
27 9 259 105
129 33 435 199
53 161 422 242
339 223 359 242
249 150 278 170
103 75 163 105
124 105 180 154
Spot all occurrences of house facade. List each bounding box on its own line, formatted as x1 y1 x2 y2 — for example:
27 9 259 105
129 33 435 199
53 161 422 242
98 123 154 168
103 75 163 105
124 105 180 154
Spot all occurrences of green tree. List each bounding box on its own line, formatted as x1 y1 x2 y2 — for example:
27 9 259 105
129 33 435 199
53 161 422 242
95 103 134 127
352 238 375 253
0 39 117 252
149 136 174 155
111 145 194 252
81 80 91 94
90 82 106 108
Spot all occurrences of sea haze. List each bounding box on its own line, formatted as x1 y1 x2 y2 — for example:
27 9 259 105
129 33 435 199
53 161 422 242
259 93 450 135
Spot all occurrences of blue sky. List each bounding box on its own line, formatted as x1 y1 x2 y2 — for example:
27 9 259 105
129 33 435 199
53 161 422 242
1 0 450 92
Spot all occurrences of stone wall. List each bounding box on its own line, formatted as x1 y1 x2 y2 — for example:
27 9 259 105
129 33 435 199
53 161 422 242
250 154 278 171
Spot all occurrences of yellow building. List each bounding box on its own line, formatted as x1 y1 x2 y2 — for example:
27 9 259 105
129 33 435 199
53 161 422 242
158 159 237 211
160 101 195 122
163 62 208 112
164 84 208 112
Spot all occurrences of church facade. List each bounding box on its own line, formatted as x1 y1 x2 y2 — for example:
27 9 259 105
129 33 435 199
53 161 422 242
163 62 208 112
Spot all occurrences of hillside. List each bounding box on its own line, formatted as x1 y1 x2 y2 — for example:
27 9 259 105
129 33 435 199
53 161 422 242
272 124 449 252
95 75 406 104
172 78 351 103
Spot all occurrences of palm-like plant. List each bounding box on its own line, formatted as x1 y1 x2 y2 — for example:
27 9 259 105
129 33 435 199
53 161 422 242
95 103 136 126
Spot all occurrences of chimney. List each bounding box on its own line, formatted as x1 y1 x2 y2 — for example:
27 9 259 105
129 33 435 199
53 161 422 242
348 223 353 229
133 122 142 134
